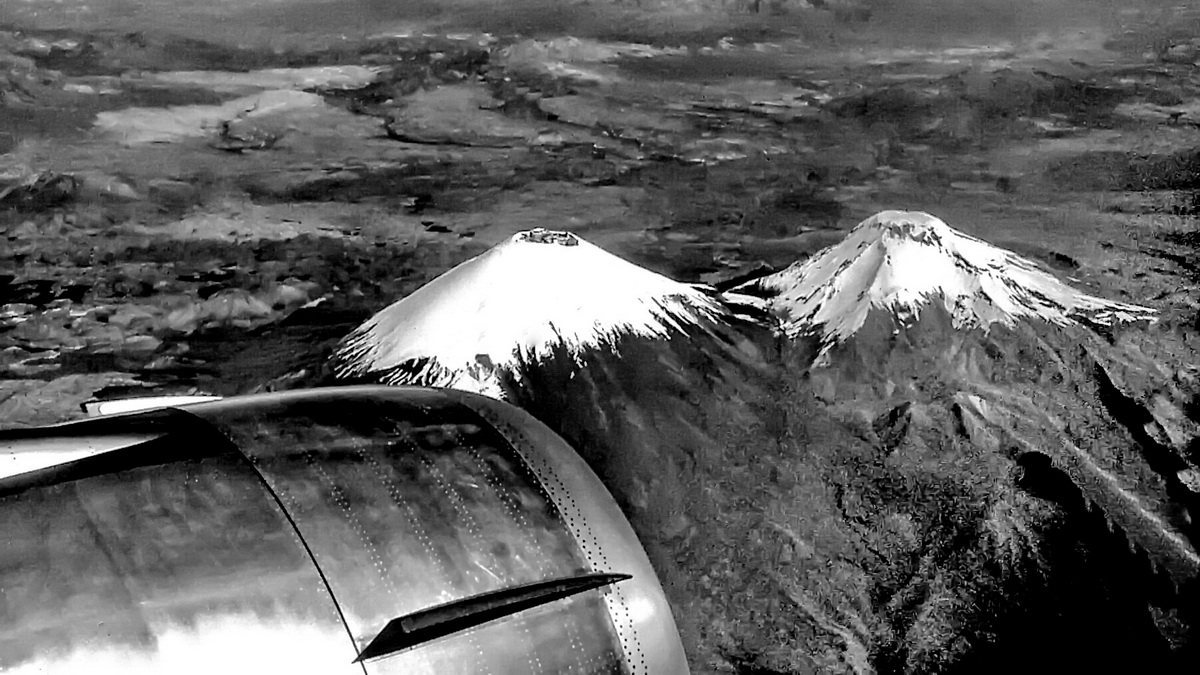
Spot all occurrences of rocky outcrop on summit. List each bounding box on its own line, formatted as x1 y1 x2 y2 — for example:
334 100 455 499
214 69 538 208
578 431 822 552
733 210 1156 352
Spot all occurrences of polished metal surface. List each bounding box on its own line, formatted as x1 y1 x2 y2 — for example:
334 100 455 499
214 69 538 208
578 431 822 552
0 386 690 675
0 433 160 480
199 389 630 674
448 389 690 675
0 412 358 675
81 395 225 418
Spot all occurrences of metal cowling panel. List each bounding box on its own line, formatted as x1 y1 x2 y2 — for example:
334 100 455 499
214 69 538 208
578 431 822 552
0 411 360 674
445 389 691 675
198 389 631 675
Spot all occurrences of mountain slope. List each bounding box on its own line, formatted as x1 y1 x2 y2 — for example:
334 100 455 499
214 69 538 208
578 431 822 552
733 210 1199 583
734 210 1200 669
334 228 731 398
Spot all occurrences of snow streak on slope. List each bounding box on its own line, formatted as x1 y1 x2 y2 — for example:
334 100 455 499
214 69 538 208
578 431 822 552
334 229 727 398
737 210 1156 350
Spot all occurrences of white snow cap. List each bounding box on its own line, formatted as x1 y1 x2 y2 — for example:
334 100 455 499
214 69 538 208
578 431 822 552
739 210 1156 349
335 228 727 398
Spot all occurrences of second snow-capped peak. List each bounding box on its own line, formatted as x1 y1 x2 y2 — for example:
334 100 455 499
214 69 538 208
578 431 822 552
734 210 1155 348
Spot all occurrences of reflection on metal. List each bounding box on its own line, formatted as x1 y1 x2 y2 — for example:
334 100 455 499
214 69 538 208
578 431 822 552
0 386 690 675
0 410 361 675
356 572 632 662
81 395 224 417
0 407 204 491
0 433 159 480
200 389 632 674
447 389 692 674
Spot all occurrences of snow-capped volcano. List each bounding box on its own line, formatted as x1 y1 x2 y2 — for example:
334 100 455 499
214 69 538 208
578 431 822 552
333 228 730 397
734 210 1156 350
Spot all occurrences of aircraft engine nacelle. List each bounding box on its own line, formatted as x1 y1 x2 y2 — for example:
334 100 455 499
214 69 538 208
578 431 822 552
0 386 689 675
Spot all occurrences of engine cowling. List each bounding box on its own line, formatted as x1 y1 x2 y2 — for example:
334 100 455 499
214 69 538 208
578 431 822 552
0 385 688 675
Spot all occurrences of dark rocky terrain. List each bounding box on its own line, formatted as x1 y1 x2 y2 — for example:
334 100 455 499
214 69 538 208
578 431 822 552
4 0 1200 672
